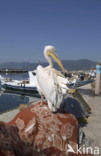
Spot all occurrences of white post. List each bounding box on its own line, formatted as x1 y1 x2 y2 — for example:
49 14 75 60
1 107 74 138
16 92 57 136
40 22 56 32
95 65 101 95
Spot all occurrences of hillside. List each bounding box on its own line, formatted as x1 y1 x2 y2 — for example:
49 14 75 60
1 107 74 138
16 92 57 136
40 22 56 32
0 59 97 71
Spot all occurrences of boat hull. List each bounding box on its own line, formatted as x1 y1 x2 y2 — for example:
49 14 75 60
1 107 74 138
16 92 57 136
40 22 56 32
2 84 38 94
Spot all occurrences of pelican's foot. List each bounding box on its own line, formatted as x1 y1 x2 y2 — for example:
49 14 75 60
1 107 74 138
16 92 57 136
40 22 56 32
48 101 58 112
40 95 45 106
40 100 43 106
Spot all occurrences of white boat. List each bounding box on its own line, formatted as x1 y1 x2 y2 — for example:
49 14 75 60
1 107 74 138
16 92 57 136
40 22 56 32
0 70 94 94
1 71 38 94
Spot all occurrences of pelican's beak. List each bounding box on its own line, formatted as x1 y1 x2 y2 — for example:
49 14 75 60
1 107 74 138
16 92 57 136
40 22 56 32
47 51 65 72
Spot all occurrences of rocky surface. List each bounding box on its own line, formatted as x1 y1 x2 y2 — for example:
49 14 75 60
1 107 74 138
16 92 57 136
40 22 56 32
78 84 101 156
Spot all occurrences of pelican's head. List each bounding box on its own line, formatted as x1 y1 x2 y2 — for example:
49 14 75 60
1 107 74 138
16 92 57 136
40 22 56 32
44 45 65 72
44 45 56 55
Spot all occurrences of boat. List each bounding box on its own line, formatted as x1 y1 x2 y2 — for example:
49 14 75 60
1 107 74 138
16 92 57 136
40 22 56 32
1 71 38 94
69 79 94 88
0 70 94 95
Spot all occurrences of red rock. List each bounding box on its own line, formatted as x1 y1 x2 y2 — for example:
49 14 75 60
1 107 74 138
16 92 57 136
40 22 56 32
0 101 92 156
9 101 78 154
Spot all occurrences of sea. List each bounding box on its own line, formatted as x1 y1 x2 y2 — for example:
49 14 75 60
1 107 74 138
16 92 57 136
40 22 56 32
0 73 40 113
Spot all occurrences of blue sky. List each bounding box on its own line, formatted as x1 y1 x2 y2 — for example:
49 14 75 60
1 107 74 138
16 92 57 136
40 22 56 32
0 0 101 62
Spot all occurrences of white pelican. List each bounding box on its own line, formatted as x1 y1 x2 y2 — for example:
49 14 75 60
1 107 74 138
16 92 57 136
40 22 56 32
36 45 69 112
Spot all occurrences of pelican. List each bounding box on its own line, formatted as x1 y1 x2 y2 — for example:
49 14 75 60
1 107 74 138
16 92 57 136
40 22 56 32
36 45 69 112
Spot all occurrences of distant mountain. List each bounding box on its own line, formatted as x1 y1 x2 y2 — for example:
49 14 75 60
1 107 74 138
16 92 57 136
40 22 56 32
0 59 97 71
62 59 97 71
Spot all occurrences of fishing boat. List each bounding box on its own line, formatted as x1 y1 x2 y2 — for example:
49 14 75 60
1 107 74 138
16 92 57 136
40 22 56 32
1 71 38 94
0 70 94 94
69 79 94 88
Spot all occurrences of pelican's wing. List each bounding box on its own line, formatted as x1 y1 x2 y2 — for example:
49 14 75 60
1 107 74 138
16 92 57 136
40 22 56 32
36 65 64 112
56 75 70 94
51 68 70 93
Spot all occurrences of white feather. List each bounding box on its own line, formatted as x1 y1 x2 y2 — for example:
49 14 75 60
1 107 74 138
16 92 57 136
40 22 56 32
36 45 69 112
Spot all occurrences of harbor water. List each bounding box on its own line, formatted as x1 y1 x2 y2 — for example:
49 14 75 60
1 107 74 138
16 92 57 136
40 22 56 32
0 73 40 113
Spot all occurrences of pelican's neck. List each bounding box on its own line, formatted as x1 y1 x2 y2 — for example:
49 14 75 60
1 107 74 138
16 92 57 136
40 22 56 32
44 51 53 68
47 56 53 67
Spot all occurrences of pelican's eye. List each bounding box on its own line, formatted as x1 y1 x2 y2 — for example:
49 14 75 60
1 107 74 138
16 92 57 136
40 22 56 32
32 72 36 76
